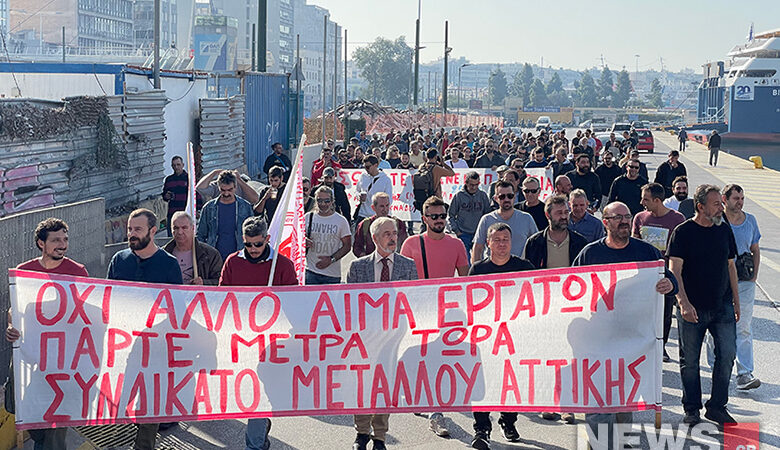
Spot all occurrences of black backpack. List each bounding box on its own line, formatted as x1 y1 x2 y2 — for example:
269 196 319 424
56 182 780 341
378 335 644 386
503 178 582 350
412 163 435 211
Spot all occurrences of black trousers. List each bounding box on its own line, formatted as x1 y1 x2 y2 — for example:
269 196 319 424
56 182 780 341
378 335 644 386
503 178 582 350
473 411 517 432
663 294 676 346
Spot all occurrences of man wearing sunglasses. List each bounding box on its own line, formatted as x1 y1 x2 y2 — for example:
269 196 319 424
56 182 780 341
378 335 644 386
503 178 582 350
472 181 538 264
515 177 547 231
573 202 678 447
400 196 469 438
303 186 352 285
355 155 393 224
607 159 648 215
219 216 298 450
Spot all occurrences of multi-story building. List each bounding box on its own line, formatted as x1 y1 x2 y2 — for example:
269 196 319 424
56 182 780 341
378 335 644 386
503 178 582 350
9 0 134 53
133 0 177 51
293 0 339 117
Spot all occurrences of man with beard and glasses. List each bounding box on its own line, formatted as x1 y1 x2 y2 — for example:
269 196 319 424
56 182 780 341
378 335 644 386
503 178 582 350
401 196 469 437
595 150 622 209
219 216 298 450
347 217 417 450
667 184 739 426
468 222 535 449
352 192 408 258
663 176 695 219
573 202 678 447
313 166 352 223
8 218 88 450
106 209 182 449
632 183 686 362
472 181 538 264
304 186 352 285
197 170 254 261
565 154 601 210
607 159 647 215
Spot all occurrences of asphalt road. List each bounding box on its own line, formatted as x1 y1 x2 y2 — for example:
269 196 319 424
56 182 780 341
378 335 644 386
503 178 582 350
43 132 780 450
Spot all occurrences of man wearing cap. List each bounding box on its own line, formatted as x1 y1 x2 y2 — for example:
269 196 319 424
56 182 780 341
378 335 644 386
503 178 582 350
313 166 351 223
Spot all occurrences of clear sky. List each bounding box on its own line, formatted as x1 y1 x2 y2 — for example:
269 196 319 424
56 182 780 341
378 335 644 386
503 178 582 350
312 0 780 72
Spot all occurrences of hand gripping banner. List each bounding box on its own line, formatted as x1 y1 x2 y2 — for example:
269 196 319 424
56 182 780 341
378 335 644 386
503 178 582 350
9 261 664 430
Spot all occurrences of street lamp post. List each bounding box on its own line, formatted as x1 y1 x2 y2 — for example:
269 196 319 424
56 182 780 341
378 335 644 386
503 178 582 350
457 63 471 128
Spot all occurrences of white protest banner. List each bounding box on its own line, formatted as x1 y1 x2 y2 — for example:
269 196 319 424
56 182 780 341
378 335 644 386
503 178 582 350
338 168 498 222
438 169 498 204
524 167 555 201
338 169 419 221
11 262 663 430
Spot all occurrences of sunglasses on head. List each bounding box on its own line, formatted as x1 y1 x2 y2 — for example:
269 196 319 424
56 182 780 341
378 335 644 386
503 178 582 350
425 213 447 220
497 193 514 200
243 241 265 248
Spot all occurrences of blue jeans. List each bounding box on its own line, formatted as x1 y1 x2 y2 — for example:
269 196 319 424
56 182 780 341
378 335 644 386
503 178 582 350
677 301 736 413
246 418 271 450
458 232 474 262
705 281 756 376
305 269 341 285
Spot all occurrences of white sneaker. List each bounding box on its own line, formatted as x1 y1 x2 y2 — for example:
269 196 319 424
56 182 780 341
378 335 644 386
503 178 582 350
737 373 761 390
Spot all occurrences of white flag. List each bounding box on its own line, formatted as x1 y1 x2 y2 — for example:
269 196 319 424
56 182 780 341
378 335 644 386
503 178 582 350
185 142 197 222
268 136 307 285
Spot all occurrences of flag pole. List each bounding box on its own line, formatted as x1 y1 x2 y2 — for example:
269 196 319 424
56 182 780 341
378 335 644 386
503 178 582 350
186 142 199 281
268 135 307 286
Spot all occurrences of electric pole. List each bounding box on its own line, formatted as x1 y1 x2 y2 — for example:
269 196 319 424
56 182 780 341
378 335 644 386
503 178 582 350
153 0 160 88
258 0 267 71
442 21 450 115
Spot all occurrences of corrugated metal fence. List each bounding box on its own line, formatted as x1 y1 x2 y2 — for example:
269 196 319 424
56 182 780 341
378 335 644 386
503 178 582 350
0 198 105 382
199 95 246 174
244 73 290 179
0 92 168 213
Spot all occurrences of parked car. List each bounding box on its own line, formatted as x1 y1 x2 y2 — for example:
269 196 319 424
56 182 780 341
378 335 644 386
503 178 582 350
635 128 655 153
631 120 646 129
611 122 632 133
536 116 552 131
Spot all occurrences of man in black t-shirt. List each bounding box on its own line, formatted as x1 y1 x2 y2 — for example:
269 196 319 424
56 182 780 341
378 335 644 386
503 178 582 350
667 184 739 426
468 223 534 448
515 177 547 231
573 202 677 447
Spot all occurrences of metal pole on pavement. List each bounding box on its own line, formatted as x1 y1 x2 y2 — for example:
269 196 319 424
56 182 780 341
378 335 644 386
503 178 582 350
61 26 65 62
258 0 267 71
153 0 160 88
321 15 327 144
344 29 348 138
296 34 302 142
251 23 256 71
442 21 449 115
333 25 338 142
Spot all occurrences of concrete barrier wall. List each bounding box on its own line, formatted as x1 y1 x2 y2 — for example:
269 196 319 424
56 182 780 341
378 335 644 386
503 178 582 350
0 198 105 382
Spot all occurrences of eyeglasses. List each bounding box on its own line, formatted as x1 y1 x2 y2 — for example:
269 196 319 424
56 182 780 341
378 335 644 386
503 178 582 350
316 198 332 204
425 213 447 220
497 193 515 200
523 188 540 194
244 241 265 248
604 214 633 221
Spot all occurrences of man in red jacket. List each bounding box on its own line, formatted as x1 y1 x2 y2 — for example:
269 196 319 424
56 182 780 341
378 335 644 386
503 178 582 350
219 216 298 449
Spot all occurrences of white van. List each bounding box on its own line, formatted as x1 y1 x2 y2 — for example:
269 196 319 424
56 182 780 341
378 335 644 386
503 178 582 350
535 116 551 131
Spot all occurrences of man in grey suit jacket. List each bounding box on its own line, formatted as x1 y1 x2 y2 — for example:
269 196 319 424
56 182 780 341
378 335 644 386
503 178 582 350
347 217 417 450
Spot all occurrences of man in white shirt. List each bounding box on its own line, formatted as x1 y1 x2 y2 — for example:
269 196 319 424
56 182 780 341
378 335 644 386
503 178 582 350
355 155 393 223
663 175 689 211
304 186 352 284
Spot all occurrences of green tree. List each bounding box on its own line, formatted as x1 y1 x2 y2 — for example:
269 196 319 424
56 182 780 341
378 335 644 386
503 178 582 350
528 78 548 107
488 67 508 105
613 70 632 108
547 91 573 107
649 78 664 108
597 66 614 107
546 71 563 94
576 72 598 107
510 63 535 105
352 37 413 106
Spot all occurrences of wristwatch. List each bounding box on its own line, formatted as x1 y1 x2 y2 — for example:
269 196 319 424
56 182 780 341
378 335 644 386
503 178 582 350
330 255 336 263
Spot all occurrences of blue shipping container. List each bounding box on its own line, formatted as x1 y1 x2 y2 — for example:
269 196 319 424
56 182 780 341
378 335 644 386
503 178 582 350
243 72 290 178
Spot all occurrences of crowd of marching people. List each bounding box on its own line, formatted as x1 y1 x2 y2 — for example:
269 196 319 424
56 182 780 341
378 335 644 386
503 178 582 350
5 123 763 450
